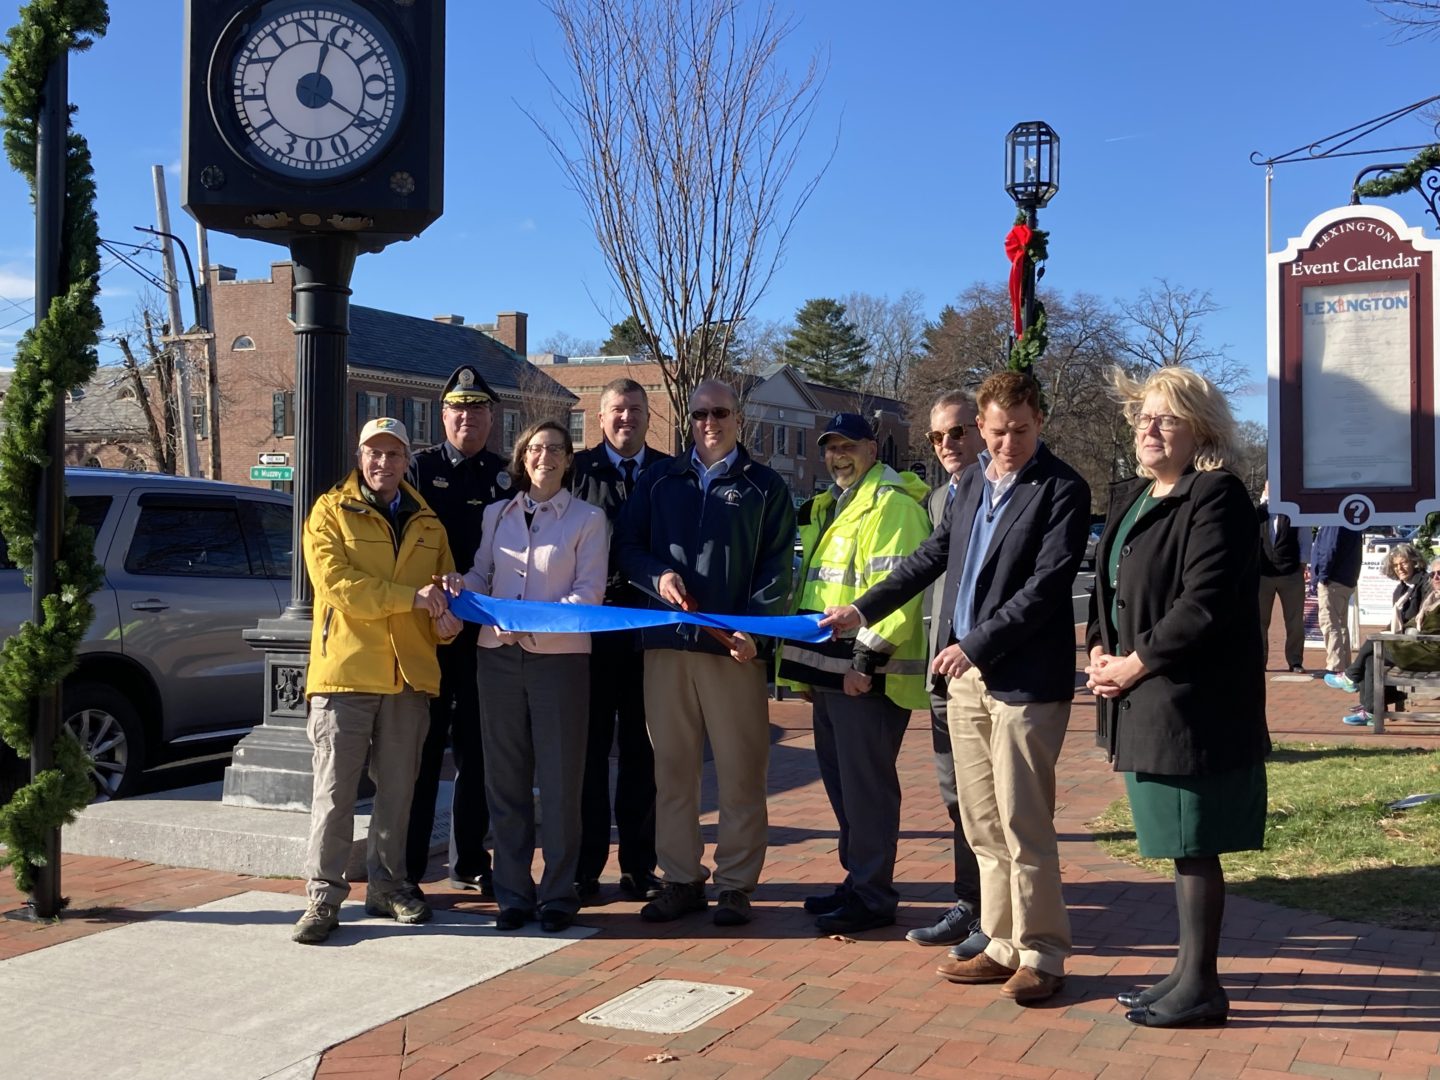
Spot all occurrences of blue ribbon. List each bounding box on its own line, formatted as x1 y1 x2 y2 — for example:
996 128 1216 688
449 591 830 644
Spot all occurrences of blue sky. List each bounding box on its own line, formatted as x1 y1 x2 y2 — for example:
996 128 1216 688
0 0 1436 426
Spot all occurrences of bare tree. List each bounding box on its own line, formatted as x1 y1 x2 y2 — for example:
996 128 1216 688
535 330 600 358
1369 0 1440 38
532 0 832 449
1233 420 1268 499
113 304 180 474
843 289 926 400
1116 279 1245 394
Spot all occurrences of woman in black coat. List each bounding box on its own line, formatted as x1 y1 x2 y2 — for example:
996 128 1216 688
1086 365 1269 1029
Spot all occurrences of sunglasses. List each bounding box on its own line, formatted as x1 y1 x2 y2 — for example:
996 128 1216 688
1430 570 1440 579
690 407 733 422
926 425 967 446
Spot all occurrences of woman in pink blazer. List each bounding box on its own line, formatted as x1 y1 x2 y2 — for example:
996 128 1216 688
457 419 609 932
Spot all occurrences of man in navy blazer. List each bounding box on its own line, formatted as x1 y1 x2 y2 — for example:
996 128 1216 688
821 371 1089 1004
569 377 672 903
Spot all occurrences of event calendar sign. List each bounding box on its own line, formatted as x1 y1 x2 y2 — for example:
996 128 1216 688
1268 205 1440 526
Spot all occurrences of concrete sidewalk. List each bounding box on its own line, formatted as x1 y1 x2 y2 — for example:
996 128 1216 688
3 631 1438 1078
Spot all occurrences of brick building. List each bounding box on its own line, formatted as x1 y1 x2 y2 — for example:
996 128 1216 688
0 369 155 471
531 354 913 501
206 261 574 489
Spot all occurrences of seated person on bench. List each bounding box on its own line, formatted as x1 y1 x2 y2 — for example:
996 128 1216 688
1327 553 1440 726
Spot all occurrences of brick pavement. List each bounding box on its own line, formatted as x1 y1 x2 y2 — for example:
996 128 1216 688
3 628 1438 1078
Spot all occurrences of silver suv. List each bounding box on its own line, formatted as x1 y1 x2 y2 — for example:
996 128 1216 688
0 469 293 798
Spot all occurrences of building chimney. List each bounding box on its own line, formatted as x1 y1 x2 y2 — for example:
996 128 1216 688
494 311 528 357
432 314 465 325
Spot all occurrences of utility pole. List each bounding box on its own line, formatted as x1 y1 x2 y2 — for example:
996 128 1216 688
151 165 200 477
194 222 222 479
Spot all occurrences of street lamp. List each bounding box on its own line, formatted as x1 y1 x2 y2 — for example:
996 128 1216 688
1004 121 1059 337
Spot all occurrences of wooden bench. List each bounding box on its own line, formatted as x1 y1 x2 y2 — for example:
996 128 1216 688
1373 631 1440 734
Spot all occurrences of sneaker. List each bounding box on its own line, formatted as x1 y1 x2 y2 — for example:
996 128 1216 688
365 884 432 925
1324 673 1358 692
618 872 662 901
713 889 752 927
816 896 894 934
291 899 339 944
802 885 849 915
905 899 977 946
640 881 708 923
1342 709 1372 727
947 925 990 961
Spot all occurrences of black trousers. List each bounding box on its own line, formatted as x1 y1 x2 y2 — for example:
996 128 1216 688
576 630 657 882
405 632 491 883
1344 643 1404 716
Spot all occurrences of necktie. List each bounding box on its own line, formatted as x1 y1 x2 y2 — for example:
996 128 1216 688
621 459 636 490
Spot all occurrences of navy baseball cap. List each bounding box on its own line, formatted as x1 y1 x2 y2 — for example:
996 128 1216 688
818 412 875 446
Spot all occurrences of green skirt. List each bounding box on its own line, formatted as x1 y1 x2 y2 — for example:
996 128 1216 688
1124 760 1267 859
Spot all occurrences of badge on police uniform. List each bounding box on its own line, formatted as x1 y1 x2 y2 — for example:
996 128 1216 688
431 477 450 488
497 470 512 490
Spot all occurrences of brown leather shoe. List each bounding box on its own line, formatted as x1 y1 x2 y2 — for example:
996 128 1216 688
936 952 1016 984
999 965 1065 1003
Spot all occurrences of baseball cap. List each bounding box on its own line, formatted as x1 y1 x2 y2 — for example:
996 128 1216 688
818 412 875 446
359 416 410 449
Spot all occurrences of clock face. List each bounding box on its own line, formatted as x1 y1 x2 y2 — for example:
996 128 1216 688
224 2 407 180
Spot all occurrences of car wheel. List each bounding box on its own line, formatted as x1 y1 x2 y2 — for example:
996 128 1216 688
62 683 146 800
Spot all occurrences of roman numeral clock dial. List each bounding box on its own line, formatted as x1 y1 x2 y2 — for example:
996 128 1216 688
222 2 407 180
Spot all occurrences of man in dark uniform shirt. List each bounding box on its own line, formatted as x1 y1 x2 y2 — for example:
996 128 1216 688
569 377 671 901
404 364 513 894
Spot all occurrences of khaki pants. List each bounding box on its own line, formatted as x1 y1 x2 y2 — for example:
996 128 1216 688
644 650 770 893
303 689 429 905
947 667 1071 976
1259 571 1306 670
1317 581 1354 672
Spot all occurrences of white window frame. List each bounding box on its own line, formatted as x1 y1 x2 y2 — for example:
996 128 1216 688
362 392 384 422
502 409 520 453
411 398 432 444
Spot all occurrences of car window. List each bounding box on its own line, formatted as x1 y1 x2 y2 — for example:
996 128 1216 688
251 500 294 579
125 503 256 577
0 494 112 570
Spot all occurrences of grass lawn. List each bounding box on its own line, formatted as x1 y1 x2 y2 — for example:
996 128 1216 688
1088 742 1440 930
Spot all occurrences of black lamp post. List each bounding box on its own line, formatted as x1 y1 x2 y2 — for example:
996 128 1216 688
1004 121 1060 334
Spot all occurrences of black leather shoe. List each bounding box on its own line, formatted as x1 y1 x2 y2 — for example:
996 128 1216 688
1115 985 1165 1009
618 872 661 901
495 907 529 931
1125 991 1229 1028
540 908 574 933
574 878 602 905
905 900 977 946
802 886 849 915
815 897 895 935
450 872 495 899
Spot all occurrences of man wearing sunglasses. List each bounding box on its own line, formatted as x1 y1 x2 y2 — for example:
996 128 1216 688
617 379 796 928
904 391 985 956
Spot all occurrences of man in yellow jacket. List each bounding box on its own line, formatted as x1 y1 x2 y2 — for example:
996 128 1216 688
779 413 931 934
293 417 460 945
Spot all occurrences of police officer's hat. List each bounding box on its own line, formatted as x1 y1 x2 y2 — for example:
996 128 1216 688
441 365 498 406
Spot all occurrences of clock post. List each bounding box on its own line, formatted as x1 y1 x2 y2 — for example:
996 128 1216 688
181 0 445 810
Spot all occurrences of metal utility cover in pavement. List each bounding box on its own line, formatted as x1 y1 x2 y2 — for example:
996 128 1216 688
580 979 751 1033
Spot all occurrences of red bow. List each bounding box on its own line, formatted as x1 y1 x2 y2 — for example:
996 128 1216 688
1004 224 1033 336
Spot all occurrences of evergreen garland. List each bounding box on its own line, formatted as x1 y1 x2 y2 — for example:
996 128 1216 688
1008 212 1050 381
1356 145 1440 199
0 0 108 896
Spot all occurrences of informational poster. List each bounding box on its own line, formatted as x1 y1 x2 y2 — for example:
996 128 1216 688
1357 539 1398 626
1300 281 1413 489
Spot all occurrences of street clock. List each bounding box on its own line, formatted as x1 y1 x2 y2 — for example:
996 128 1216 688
183 0 444 250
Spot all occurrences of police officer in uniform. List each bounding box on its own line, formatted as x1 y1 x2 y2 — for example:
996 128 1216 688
405 364 513 894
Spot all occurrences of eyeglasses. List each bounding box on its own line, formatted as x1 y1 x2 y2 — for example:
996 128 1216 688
1429 570 1440 579
690 407 733 422
361 448 406 463
445 402 491 413
1130 412 1185 432
524 443 568 457
926 425 967 446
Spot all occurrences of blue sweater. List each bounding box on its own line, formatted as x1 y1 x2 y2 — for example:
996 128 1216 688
1312 526 1363 589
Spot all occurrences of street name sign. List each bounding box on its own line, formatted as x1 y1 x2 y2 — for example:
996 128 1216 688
1268 204 1440 526
251 466 294 482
